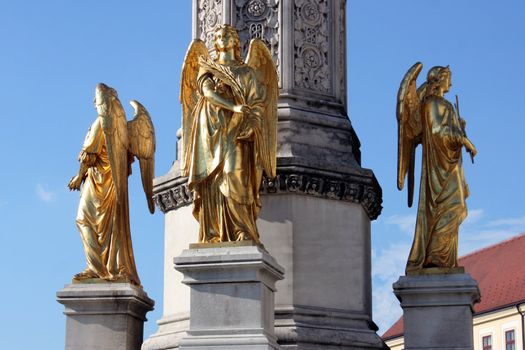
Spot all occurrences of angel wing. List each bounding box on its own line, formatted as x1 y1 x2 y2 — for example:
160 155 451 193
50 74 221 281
97 83 129 203
245 39 279 178
180 39 210 177
128 100 156 214
397 62 423 207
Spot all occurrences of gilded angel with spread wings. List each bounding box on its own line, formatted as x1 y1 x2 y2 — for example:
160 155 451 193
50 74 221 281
68 83 155 286
397 63 477 274
180 24 278 245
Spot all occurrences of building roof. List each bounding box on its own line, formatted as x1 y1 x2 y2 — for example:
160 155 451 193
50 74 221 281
382 232 525 341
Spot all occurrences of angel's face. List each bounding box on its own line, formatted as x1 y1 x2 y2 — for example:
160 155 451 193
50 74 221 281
215 29 235 52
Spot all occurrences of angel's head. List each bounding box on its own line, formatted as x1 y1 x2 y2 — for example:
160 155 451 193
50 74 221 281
94 83 121 116
213 24 242 61
426 66 451 95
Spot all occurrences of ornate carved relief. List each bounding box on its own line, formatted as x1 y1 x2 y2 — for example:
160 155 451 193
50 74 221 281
154 182 193 213
235 0 280 81
261 172 382 220
198 0 223 58
338 0 347 106
293 0 331 94
154 172 383 220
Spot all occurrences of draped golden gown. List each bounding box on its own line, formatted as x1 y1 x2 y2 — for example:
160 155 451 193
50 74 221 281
186 63 266 244
75 116 139 285
406 95 469 272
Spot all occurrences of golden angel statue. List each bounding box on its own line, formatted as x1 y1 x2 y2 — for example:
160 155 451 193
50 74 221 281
180 24 278 245
68 83 155 286
397 63 477 274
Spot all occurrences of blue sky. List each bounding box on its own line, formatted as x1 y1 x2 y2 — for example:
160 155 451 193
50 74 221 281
0 1 524 347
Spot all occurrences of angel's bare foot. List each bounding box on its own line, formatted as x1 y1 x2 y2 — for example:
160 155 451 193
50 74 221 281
73 268 97 280
236 232 250 241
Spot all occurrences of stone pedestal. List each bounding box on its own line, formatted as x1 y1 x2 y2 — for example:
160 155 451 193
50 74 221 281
144 1 384 349
57 283 154 350
393 274 480 350
175 243 284 350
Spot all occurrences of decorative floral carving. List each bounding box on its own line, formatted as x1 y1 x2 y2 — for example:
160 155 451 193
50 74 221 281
262 175 279 193
153 182 193 213
198 0 223 58
325 180 342 199
155 172 383 220
294 0 331 94
235 0 280 83
247 0 267 17
305 177 323 195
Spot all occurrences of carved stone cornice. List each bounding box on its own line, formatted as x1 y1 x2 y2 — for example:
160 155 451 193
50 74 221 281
153 167 382 220
153 171 193 214
261 170 382 220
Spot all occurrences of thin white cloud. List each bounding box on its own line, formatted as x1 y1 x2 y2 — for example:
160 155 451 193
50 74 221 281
486 215 525 228
372 242 410 333
459 209 525 254
385 214 416 235
372 243 410 282
460 228 523 255
463 208 484 225
373 283 402 334
36 184 56 203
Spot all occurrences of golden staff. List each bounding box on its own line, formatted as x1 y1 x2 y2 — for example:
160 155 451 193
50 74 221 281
455 94 474 164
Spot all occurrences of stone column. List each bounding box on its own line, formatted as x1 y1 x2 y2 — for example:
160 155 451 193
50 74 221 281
393 274 480 350
176 243 284 350
57 283 154 350
144 1 384 349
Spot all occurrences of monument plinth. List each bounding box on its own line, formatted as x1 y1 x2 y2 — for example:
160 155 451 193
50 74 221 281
57 283 154 350
175 243 284 350
145 1 384 349
393 273 480 350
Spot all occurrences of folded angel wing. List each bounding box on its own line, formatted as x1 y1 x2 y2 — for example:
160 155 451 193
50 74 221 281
97 83 129 202
245 39 279 178
180 39 210 177
397 62 423 207
128 100 156 213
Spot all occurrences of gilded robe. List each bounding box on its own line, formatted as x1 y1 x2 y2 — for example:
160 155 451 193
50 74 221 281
406 95 469 272
186 62 266 243
75 116 139 284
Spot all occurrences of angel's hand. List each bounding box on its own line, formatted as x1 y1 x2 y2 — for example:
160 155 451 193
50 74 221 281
463 137 477 157
233 105 252 115
68 175 83 191
237 127 254 141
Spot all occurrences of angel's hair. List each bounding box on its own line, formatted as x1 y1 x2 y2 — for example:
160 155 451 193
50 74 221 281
213 24 242 61
425 66 451 96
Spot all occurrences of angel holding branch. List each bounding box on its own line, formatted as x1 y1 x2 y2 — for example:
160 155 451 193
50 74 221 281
180 25 278 244
397 63 477 274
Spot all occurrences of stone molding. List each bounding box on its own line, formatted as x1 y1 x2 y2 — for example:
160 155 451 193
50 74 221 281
394 274 481 308
153 170 382 220
274 305 386 348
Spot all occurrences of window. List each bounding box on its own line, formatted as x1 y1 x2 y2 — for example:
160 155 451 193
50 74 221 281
482 335 492 350
505 330 516 350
